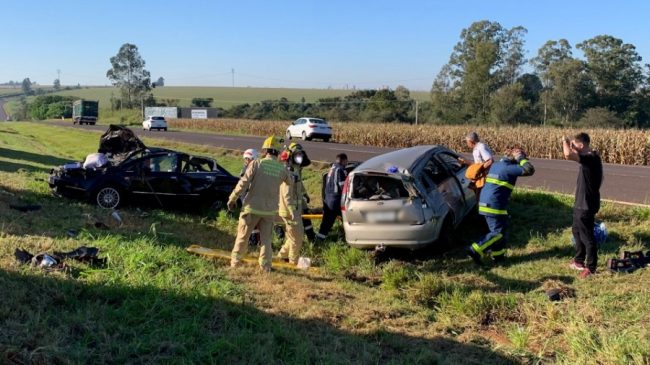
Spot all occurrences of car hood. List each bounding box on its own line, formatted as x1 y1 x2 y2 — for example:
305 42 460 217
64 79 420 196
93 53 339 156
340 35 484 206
98 125 146 156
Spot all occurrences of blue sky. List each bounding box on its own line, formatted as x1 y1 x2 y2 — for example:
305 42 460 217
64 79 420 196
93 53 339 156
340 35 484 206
2 0 649 91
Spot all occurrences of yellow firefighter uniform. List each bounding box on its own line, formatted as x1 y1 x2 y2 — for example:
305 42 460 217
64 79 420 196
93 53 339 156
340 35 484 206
228 155 295 270
277 167 306 264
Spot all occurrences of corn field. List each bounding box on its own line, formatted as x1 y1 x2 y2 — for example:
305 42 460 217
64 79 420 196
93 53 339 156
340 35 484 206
169 119 650 166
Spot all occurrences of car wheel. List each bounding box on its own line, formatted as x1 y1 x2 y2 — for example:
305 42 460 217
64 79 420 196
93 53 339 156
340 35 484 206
95 185 121 210
323 137 330 143
301 131 307 141
163 127 167 131
286 130 292 140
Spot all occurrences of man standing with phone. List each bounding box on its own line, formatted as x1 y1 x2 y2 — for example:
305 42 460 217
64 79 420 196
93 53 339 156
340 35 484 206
562 133 603 278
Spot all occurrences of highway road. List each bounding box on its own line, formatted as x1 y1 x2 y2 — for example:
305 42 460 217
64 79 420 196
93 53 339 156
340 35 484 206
37 121 650 205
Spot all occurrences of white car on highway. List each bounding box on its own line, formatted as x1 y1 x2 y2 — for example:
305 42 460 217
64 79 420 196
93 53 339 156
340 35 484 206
286 117 332 142
142 116 168 131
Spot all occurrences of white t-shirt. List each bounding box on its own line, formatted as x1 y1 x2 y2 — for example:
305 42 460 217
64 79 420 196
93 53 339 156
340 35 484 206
473 142 493 164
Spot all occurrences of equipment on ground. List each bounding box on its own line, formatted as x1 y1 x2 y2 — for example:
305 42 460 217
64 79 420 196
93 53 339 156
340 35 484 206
186 244 317 272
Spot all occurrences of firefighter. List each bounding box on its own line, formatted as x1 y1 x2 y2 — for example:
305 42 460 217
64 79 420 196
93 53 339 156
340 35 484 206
240 148 260 246
227 136 295 272
467 147 535 264
316 153 348 242
277 143 312 264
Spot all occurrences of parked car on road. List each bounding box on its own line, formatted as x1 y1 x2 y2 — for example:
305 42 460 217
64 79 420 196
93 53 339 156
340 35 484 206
341 145 477 250
143 116 168 131
49 125 238 211
286 117 332 142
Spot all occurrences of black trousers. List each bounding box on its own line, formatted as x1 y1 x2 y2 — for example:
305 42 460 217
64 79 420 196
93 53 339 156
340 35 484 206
318 199 341 238
572 208 597 272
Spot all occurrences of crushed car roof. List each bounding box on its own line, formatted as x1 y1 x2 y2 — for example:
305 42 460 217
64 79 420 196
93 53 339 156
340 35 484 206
98 125 146 155
354 145 446 175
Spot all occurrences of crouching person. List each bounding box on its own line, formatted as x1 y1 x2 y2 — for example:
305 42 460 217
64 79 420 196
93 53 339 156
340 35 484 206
227 136 295 272
467 147 535 264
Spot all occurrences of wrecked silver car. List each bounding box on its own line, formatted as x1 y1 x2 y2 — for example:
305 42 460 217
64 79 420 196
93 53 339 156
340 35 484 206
341 145 477 250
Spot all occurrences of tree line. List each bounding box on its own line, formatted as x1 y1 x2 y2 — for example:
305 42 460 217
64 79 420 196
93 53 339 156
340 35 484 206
429 20 650 128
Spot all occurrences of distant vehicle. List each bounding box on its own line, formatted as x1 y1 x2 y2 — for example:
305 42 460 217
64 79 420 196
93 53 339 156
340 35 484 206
49 125 238 211
341 145 477 250
143 116 168 131
286 117 332 142
72 100 98 125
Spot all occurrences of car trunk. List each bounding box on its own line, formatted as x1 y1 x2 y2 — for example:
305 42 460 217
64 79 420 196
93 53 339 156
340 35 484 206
344 172 424 225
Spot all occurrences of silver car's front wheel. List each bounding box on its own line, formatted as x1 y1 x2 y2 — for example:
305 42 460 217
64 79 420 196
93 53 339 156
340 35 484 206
96 186 121 209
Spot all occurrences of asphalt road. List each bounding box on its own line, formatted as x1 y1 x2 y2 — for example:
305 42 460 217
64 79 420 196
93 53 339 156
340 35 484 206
37 121 650 205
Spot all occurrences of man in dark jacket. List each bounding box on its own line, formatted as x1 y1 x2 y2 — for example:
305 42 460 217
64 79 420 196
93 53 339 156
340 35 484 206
563 132 603 278
467 147 535 264
316 153 348 241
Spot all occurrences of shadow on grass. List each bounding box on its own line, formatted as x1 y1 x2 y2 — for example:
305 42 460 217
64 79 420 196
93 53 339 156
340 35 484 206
0 269 519 365
0 147 71 167
0 182 236 251
0 160 51 174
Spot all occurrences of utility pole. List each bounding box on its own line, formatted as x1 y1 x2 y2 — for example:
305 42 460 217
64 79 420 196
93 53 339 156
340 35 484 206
414 100 419 125
231 68 235 87
56 69 61 84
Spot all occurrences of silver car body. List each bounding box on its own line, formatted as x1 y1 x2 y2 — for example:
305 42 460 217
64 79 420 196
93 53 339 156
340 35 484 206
342 145 477 249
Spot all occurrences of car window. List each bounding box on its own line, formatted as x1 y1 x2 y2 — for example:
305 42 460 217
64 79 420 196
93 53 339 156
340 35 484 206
153 116 165 121
310 119 327 125
181 156 214 173
423 159 450 185
140 154 178 173
436 153 463 173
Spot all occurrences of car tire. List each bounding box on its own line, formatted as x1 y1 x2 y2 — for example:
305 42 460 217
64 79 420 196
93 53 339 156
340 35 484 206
323 137 330 143
286 131 292 140
163 127 167 131
301 131 308 141
94 185 122 210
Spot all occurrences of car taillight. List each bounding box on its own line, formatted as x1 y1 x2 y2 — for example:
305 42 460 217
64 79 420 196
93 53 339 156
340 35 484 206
340 176 350 211
308 124 317 128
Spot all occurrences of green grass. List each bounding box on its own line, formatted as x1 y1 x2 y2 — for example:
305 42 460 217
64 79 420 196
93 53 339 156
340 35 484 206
1 122 650 364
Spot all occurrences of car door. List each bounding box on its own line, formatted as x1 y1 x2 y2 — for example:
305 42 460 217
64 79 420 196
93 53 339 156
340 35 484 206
289 119 301 137
435 152 477 218
179 155 219 207
129 153 182 207
420 156 466 226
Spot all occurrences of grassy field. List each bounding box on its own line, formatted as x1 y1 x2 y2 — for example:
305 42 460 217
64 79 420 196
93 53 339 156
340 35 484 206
45 86 431 109
1 122 649 364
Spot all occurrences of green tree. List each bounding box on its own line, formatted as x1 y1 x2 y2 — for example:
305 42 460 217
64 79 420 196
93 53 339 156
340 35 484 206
490 83 530 124
53 78 61 91
21 78 33 95
546 59 595 123
577 35 643 114
191 98 214 107
106 43 151 108
433 20 527 122
531 39 573 124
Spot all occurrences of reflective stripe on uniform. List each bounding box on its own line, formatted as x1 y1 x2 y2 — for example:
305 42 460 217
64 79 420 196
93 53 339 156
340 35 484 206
491 249 506 257
472 233 504 254
478 206 508 215
242 206 278 216
519 159 529 166
485 177 514 190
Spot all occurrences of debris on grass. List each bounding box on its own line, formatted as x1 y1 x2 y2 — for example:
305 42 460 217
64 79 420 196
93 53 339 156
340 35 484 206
9 204 42 212
541 280 576 301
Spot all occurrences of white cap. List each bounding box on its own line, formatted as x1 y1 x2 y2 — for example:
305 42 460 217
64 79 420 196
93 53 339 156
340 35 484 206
243 148 258 160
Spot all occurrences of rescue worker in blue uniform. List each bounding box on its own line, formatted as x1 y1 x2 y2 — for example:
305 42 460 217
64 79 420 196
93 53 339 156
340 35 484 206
467 147 535 264
316 153 348 241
